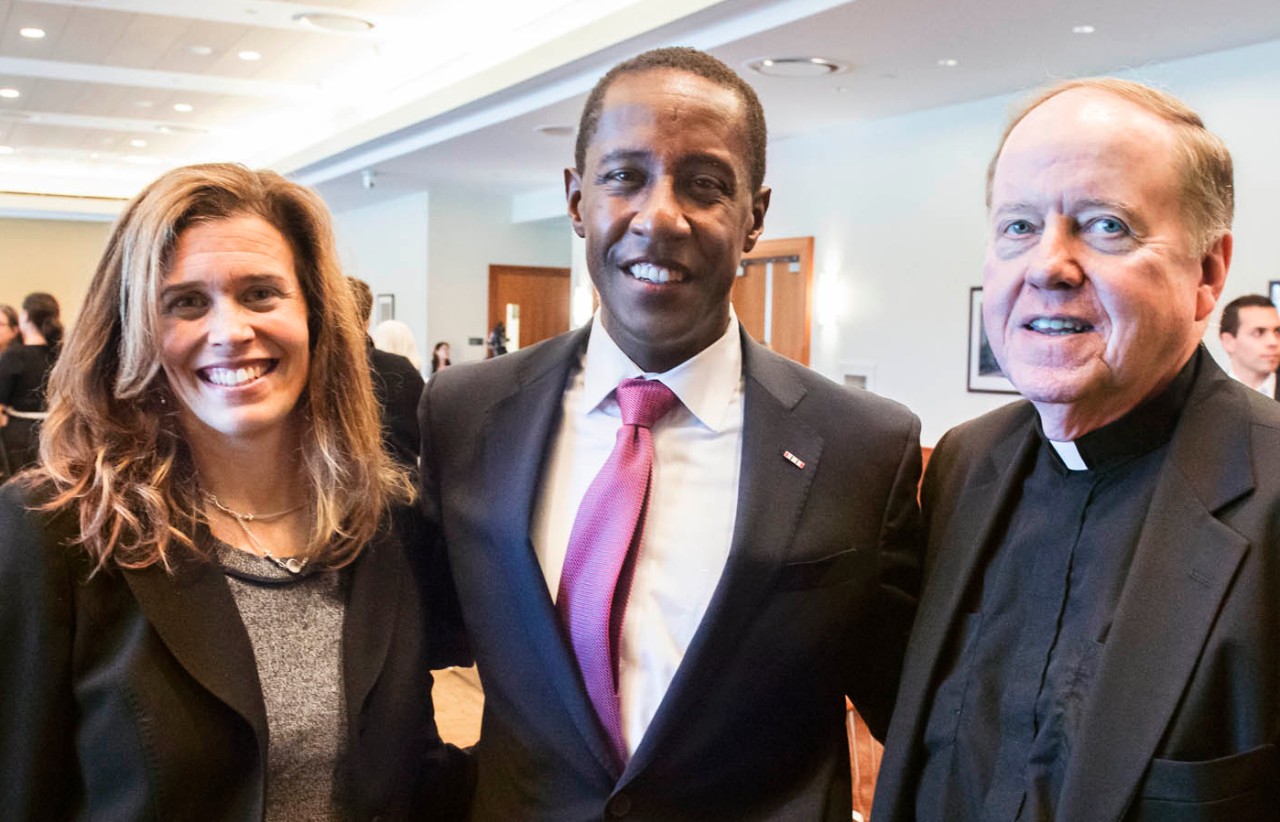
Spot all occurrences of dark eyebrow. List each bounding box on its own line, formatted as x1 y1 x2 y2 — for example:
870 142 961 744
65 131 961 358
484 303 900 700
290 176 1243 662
596 148 651 167
595 148 738 179
679 152 738 180
159 281 202 299
159 272 288 298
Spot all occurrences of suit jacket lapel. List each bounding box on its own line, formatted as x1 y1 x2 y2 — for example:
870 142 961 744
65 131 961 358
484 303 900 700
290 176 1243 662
876 406 1039 813
1061 361 1253 819
123 555 268 752
480 326 622 776
624 334 822 777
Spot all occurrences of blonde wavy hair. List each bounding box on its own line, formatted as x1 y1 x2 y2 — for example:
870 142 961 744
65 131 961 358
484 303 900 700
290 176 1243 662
25 162 413 572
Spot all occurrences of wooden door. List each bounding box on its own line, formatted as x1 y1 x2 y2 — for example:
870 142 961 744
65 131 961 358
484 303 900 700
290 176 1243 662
488 264 571 352
732 237 814 366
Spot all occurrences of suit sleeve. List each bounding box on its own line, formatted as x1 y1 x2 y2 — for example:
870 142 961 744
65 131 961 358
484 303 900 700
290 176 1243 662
0 483 80 820
416 375 471 669
917 427 962 585
847 414 924 740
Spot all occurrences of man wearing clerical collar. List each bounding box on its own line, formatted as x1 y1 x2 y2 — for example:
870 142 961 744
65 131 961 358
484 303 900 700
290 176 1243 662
874 78 1280 821
1219 293 1280 399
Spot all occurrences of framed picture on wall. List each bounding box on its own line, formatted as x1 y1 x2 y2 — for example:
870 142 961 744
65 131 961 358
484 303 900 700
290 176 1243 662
375 293 395 324
967 287 1018 394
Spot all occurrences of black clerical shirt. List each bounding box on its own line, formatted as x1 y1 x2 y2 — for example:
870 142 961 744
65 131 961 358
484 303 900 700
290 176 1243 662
915 352 1201 821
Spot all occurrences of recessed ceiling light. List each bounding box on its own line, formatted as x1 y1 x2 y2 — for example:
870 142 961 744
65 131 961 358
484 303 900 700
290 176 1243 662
173 102 193 113
533 124 575 137
20 27 46 39
747 57 846 78
937 58 959 67
238 50 262 61
1072 24 1096 34
184 44 214 56
130 138 147 148
293 11 375 33
156 125 173 134
0 146 14 155
0 88 21 99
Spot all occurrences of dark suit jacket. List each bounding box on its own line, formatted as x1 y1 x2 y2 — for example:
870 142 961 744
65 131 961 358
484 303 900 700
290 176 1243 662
874 355 1280 821
419 323 922 821
0 483 471 821
368 340 426 468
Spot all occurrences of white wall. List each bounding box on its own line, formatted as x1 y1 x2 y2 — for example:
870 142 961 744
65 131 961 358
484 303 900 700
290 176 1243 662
426 189 571 363
332 192 431 363
765 38 1280 445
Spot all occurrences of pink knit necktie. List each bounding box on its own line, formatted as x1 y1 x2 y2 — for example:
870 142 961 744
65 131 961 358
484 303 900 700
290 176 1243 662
557 377 680 766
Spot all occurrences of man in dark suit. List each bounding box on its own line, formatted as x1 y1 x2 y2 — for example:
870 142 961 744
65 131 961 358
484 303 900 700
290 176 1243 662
1219 294 1280 399
419 47 922 820
349 277 424 468
874 79 1280 820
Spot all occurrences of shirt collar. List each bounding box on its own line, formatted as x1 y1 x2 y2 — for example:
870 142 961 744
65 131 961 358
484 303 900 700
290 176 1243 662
1041 346 1202 473
1228 366 1276 397
580 309 743 432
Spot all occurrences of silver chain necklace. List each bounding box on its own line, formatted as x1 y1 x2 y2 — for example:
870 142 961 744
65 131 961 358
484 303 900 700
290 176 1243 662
204 491 309 575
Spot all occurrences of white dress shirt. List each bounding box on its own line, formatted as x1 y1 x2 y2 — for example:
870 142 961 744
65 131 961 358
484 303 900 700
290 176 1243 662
532 312 744 756
1228 367 1276 398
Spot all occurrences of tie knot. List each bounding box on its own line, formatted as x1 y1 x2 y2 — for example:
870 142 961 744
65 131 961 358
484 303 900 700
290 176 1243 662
615 378 679 428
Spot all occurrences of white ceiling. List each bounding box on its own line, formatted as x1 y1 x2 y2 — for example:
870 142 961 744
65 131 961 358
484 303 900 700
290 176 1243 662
2 0 1279 217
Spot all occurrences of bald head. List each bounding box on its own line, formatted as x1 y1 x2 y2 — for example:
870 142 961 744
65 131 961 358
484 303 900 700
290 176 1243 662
987 78 1233 254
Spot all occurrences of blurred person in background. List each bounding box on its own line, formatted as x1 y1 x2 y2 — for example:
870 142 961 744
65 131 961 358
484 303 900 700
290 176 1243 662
373 318 424 372
0 305 19 354
0 303 21 480
0 163 470 820
0 293 62 480
1218 294 1280 398
350 277 426 469
431 341 451 375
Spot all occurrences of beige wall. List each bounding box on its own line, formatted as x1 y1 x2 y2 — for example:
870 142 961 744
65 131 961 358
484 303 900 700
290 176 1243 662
0 218 113 330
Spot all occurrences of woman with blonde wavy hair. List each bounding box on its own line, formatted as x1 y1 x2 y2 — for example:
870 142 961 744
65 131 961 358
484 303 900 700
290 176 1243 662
0 163 471 820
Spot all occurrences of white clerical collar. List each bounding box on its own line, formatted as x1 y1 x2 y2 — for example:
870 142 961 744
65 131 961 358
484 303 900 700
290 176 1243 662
1048 439 1089 472
580 309 743 432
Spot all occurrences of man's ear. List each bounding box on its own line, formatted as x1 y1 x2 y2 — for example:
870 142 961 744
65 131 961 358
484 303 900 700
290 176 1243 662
1220 330 1238 356
1194 231 1232 322
565 168 586 239
742 186 771 252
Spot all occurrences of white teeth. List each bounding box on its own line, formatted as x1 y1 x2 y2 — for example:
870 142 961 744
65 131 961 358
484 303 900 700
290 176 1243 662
204 364 265 387
628 262 686 284
1028 317 1090 334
